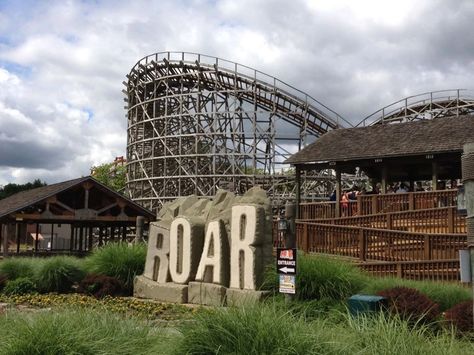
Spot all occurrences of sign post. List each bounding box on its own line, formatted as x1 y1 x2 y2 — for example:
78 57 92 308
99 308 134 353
277 247 297 294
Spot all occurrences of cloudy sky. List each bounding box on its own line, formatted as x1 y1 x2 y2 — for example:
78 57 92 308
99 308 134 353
0 0 473 185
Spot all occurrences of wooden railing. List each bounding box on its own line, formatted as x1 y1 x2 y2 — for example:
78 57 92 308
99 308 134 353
308 207 466 234
358 259 460 282
299 190 458 219
296 222 466 262
357 189 457 215
299 201 357 219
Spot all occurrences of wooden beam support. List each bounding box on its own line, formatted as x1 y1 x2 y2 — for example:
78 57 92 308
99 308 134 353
14 213 137 223
335 169 341 218
381 164 388 194
295 166 301 219
432 161 439 191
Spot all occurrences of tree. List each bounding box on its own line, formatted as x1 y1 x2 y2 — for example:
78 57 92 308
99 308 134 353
91 162 127 193
0 179 47 200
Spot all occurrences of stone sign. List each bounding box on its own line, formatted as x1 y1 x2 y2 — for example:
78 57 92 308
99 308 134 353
134 187 273 306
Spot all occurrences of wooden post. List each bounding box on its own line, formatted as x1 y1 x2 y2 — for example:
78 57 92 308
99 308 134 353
302 223 309 253
432 161 439 191
408 193 415 210
79 227 84 251
34 223 39 253
134 217 145 244
295 166 301 219
88 227 93 251
447 208 455 233
424 235 432 260
386 213 393 230
98 227 104 247
396 263 403 278
381 164 388 194
1 224 7 258
357 194 362 215
50 223 54 251
358 228 366 261
70 225 74 252
335 169 341 218
371 195 378 215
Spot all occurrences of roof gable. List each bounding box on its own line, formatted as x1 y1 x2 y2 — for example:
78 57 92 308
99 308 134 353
0 176 154 221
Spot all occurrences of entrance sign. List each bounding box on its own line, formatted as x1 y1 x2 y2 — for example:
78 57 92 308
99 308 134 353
277 248 297 294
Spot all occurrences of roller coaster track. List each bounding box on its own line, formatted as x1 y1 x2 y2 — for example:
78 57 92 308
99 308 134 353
125 52 351 211
357 89 474 127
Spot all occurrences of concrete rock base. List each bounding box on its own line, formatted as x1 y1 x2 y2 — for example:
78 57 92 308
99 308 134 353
134 276 188 303
188 282 227 306
226 288 270 306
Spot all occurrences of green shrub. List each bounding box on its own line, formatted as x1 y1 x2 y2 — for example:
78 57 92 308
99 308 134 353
176 304 320 354
35 256 85 293
78 274 124 298
378 287 440 324
0 258 37 280
85 242 146 294
444 301 473 334
342 311 473 355
296 253 367 301
361 277 472 311
0 309 170 355
3 277 37 295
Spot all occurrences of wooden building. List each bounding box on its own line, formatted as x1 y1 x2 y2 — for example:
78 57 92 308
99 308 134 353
286 114 474 217
0 176 155 256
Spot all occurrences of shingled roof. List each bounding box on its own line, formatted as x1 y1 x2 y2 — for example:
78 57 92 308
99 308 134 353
0 176 154 221
286 115 474 165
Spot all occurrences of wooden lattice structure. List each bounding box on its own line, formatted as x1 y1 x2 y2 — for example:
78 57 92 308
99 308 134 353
124 51 353 212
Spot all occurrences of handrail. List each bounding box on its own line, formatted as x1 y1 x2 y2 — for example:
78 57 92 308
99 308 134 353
296 221 466 262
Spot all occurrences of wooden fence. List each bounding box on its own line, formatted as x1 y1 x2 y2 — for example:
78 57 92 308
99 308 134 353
296 222 466 262
299 189 458 219
308 207 466 234
358 259 460 282
357 189 458 215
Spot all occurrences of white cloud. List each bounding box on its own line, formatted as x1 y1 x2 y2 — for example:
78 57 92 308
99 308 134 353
0 0 473 185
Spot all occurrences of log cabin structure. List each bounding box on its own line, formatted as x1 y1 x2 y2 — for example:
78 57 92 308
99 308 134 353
0 176 155 257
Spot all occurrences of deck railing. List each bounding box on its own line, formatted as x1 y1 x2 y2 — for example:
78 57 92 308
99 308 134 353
308 207 465 234
299 190 458 219
357 189 457 215
358 259 460 282
296 222 466 262
299 201 357 219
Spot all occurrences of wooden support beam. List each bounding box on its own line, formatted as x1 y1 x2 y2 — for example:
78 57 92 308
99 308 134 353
432 161 439 191
50 224 54 250
381 164 388 194
70 225 74 252
295 166 301 219
98 227 103 247
335 169 341 218
88 227 93 251
14 213 137 223
34 223 39 253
